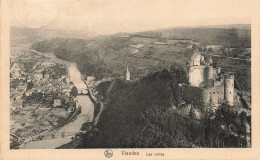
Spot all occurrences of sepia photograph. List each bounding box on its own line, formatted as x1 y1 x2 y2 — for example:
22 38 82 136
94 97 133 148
1 0 260 159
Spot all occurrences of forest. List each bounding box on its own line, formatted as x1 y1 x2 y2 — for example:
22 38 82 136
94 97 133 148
77 68 250 148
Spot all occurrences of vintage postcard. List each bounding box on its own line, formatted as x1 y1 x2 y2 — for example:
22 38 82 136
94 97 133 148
1 0 260 159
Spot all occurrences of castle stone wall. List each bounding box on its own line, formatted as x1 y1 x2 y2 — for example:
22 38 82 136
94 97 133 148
182 84 224 109
202 84 224 107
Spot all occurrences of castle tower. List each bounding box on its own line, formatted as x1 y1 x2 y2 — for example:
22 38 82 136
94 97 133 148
188 51 206 87
206 66 214 80
224 73 234 106
126 67 130 81
190 51 202 66
205 66 214 87
204 55 213 66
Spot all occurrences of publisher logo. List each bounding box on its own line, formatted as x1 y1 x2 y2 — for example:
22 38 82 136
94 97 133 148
104 149 113 158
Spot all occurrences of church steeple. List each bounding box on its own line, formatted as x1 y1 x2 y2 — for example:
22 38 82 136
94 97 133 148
126 67 130 81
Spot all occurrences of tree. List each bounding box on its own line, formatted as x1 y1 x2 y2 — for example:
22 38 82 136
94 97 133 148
198 46 202 52
203 47 207 52
10 79 20 89
27 82 34 90
70 86 78 97
147 46 155 55
42 70 46 78
208 47 213 53
192 44 197 50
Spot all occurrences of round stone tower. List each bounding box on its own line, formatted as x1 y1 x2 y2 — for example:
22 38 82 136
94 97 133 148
224 73 234 106
206 66 214 80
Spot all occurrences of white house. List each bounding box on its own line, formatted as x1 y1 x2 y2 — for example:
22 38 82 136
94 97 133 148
53 99 62 107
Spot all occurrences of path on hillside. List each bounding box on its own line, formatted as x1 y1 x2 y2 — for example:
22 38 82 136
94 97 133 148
90 80 116 126
201 53 251 62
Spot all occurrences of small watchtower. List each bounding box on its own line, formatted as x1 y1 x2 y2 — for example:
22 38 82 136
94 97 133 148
224 72 235 106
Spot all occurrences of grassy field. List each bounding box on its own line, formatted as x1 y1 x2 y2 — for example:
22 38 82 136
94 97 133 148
212 56 251 91
11 106 71 138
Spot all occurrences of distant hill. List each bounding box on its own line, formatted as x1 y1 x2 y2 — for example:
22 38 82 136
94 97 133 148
31 34 193 80
13 24 251 47
137 25 251 48
10 26 96 46
31 25 250 90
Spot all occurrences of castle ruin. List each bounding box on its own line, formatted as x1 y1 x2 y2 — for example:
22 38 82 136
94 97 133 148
181 51 235 109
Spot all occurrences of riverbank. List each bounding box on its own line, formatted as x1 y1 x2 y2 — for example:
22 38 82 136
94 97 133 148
56 78 101 149
58 79 118 149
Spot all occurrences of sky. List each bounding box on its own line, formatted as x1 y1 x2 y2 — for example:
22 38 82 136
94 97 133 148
10 0 251 35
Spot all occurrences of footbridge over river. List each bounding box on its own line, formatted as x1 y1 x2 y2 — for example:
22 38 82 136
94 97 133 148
78 88 89 95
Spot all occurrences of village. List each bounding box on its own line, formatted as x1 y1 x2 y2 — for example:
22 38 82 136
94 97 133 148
10 51 79 140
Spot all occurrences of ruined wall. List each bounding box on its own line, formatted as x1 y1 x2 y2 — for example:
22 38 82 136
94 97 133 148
202 84 224 107
214 78 223 86
182 84 224 109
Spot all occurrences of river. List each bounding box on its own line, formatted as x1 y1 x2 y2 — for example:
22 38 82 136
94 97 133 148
19 63 94 149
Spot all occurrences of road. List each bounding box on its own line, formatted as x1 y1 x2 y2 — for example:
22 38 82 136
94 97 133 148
201 53 251 62
19 137 73 149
